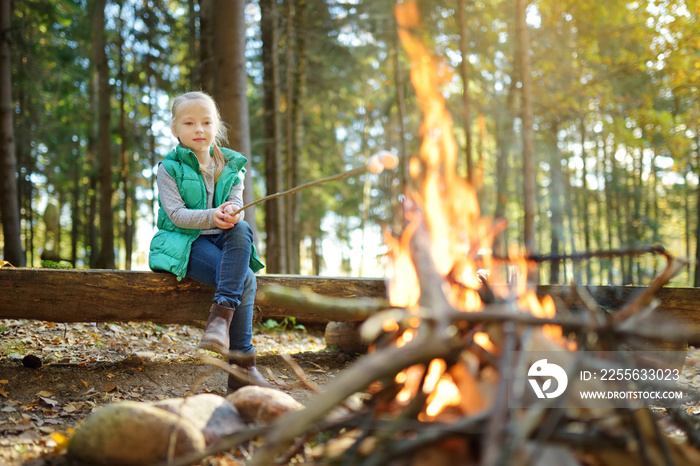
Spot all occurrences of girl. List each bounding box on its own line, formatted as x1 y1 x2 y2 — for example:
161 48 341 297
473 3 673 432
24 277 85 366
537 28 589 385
149 91 266 392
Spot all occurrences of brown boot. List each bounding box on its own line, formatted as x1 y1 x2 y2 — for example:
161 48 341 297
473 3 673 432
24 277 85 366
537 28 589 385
227 354 269 394
198 303 234 353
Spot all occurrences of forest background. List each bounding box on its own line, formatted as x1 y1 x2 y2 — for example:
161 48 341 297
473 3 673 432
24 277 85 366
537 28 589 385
0 0 699 287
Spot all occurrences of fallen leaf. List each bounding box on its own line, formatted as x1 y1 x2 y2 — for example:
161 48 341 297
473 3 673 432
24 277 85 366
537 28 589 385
106 373 116 379
0 386 8 398
18 430 40 441
100 382 117 392
80 379 89 388
39 396 59 407
10 424 30 432
37 390 53 397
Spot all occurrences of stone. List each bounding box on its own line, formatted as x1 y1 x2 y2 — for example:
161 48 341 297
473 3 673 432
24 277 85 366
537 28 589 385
227 385 304 424
149 393 245 445
68 401 205 466
325 321 369 354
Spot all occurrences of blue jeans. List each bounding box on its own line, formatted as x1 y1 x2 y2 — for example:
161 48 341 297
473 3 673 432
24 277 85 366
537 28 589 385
186 220 257 355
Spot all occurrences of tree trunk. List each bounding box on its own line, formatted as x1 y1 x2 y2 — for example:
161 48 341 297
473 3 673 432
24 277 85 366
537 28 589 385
579 117 592 283
287 0 307 274
393 17 409 200
694 125 700 286
599 135 615 285
16 84 32 265
516 0 536 260
202 0 259 242
457 0 474 186
92 0 115 269
284 0 300 274
71 138 81 266
565 172 579 284
548 123 563 284
284 0 294 273
87 60 99 268
187 0 199 90
261 0 286 273
200 0 215 93
633 150 643 282
595 138 607 282
117 4 132 270
311 216 322 275
685 166 693 282
493 107 510 259
614 146 632 285
0 0 25 266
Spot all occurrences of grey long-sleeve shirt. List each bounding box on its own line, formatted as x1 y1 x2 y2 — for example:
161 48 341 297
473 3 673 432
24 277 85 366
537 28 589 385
156 163 245 235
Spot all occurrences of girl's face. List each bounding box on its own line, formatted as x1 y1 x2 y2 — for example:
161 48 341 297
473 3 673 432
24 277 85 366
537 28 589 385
172 101 217 161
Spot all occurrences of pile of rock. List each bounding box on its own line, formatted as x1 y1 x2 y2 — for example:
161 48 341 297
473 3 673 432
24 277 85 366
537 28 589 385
68 387 304 465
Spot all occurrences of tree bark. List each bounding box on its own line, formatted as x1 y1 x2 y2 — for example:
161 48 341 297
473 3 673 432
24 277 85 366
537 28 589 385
694 124 700 286
187 0 199 90
261 0 286 273
199 1 258 241
457 0 474 186
71 138 81 266
117 4 133 270
0 270 388 325
549 123 563 284
516 0 536 261
15 84 32 265
0 0 25 266
92 0 115 269
285 0 307 274
87 45 99 267
199 0 215 94
579 117 592 283
493 109 510 258
393 17 409 198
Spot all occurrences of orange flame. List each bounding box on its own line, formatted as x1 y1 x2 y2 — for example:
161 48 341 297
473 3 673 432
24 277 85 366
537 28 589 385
474 332 497 354
385 0 571 420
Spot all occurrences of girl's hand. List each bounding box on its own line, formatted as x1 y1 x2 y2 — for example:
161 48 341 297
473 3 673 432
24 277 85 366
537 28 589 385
224 204 243 225
213 203 236 229
223 204 242 225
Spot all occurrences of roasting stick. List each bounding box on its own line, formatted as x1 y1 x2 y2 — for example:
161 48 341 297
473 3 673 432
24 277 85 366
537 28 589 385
228 150 399 217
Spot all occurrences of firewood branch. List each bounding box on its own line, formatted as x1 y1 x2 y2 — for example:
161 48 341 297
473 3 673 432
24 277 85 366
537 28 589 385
249 323 463 465
519 245 675 264
256 284 391 321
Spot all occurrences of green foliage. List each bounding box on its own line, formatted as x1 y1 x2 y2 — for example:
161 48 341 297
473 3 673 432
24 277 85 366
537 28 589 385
40 260 73 269
259 317 306 333
8 0 700 284
1 340 28 358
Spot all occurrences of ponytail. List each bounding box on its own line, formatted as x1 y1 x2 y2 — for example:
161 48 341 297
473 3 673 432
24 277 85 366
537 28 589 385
212 144 226 181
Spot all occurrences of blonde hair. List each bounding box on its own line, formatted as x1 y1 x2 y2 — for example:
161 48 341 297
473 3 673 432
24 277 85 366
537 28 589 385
170 91 228 181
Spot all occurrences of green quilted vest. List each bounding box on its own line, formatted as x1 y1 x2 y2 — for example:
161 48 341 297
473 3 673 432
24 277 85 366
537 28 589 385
149 144 264 279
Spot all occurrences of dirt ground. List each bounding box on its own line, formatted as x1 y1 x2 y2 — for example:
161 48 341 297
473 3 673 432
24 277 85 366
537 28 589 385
3 319 700 466
0 319 357 466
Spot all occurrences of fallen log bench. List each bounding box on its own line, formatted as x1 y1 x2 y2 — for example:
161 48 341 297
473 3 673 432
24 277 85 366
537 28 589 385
1 269 699 348
0 268 387 325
